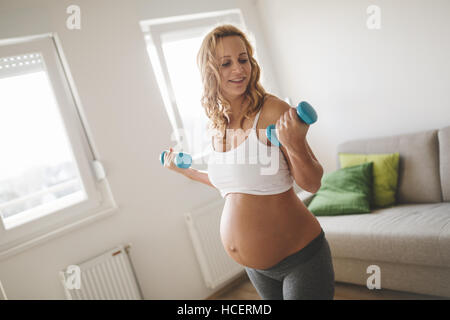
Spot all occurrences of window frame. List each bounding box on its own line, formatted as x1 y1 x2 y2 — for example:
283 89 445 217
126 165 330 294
140 9 246 160
0 33 117 260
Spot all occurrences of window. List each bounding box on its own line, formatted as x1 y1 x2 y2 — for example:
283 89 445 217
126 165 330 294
0 34 116 259
0 53 86 229
140 10 247 161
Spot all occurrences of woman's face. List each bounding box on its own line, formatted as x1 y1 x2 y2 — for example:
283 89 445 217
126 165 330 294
216 36 252 102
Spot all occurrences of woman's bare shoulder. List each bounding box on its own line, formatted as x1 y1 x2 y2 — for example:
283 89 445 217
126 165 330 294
260 94 292 126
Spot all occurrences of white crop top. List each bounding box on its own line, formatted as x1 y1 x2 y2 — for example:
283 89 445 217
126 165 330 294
208 108 294 198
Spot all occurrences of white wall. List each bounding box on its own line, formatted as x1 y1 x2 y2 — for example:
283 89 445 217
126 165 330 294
256 0 450 172
0 0 280 299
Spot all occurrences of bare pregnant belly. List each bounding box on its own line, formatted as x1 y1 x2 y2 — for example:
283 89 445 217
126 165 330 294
220 188 322 269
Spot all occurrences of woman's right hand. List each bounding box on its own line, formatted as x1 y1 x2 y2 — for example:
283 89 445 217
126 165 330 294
163 148 186 175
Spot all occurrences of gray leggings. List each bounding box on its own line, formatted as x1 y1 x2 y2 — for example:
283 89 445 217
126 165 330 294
244 229 335 300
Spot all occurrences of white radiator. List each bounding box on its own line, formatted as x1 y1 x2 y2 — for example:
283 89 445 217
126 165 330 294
185 198 244 289
59 244 142 300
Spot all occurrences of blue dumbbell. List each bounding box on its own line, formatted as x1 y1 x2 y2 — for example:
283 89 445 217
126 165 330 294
266 101 317 147
160 151 192 169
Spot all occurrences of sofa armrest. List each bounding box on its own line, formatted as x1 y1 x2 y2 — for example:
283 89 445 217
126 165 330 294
297 190 315 206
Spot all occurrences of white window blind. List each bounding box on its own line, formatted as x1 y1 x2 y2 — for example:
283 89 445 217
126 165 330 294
0 52 44 79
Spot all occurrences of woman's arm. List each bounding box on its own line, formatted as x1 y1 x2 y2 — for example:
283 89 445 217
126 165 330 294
182 168 216 188
263 98 323 193
282 140 323 193
163 148 216 189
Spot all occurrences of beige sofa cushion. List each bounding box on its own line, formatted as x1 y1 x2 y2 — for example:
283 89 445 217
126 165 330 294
337 129 441 203
318 203 450 268
438 126 450 201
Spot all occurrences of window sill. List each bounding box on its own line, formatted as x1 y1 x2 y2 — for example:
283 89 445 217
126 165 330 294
3 191 87 231
0 202 119 261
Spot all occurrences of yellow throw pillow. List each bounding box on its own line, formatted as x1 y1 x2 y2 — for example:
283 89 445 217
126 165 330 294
339 153 400 208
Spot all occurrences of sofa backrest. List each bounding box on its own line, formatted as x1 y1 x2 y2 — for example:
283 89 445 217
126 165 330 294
438 126 450 201
337 129 442 204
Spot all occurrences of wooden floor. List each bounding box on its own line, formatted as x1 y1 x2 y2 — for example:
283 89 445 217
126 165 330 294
207 274 448 300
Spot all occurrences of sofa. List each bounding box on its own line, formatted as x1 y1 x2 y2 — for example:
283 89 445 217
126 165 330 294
298 125 450 298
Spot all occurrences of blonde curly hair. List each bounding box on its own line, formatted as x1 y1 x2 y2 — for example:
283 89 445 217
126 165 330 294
197 24 269 139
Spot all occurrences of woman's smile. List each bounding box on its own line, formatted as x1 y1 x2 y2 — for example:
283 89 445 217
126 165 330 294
229 77 246 85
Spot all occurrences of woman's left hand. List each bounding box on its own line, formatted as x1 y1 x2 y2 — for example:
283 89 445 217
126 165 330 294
275 107 309 152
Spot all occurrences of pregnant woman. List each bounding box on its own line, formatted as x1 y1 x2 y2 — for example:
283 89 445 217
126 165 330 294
163 25 334 300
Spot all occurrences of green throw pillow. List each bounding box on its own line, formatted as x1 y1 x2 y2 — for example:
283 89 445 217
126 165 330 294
339 152 399 208
307 162 374 216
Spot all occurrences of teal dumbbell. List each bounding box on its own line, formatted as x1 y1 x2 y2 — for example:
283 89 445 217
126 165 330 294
266 101 317 147
160 151 192 169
